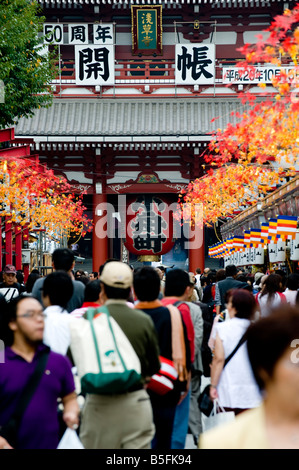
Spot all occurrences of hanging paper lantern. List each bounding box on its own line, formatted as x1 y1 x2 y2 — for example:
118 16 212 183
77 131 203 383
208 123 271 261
125 195 175 256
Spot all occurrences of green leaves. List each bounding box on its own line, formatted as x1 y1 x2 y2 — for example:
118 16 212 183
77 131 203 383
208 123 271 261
0 0 58 128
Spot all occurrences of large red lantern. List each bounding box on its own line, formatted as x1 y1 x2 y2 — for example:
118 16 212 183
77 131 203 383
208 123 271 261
124 195 175 257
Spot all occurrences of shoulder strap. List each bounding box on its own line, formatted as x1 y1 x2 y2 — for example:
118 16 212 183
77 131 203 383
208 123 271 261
86 306 108 374
86 305 128 373
3 288 11 299
174 301 189 310
278 292 286 302
1 349 50 439
223 331 247 368
14 349 50 420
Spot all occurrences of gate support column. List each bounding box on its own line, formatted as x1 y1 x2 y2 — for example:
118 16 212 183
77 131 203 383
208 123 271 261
92 193 108 273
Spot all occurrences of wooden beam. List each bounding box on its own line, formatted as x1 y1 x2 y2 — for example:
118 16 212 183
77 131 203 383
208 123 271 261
0 145 31 158
0 128 14 143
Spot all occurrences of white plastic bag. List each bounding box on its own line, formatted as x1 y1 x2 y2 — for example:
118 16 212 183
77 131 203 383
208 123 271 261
57 428 84 449
202 400 235 433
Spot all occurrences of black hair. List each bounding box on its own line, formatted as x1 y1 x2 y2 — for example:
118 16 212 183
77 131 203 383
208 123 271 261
275 269 287 291
207 271 216 284
246 305 299 391
31 269 41 275
156 266 165 272
101 283 131 300
25 273 41 293
0 295 35 346
52 248 75 272
133 267 160 302
75 269 85 278
42 271 74 309
164 269 190 297
84 280 101 302
225 265 238 277
260 273 282 300
216 269 226 282
78 275 90 286
99 264 105 276
16 271 24 285
286 273 299 291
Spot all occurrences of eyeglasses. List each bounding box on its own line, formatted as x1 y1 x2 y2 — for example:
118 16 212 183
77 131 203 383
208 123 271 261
17 311 47 320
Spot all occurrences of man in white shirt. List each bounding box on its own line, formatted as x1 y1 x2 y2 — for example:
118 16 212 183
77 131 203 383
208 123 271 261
42 271 74 356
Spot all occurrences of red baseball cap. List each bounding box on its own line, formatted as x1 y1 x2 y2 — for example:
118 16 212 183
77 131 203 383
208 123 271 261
4 264 17 274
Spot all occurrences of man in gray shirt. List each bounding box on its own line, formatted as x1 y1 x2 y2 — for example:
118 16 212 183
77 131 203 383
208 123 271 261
32 248 85 313
215 264 249 315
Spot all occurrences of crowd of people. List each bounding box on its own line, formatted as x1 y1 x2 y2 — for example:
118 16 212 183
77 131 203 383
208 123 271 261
0 249 298 450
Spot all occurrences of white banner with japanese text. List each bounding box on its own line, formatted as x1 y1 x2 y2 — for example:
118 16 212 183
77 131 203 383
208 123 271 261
75 45 115 85
223 66 299 84
175 44 215 85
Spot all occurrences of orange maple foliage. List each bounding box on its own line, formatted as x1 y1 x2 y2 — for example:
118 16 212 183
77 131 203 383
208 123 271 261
0 155 92 238
181 4 299 224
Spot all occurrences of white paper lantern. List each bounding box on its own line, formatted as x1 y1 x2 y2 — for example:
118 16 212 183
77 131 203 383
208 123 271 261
254 246 264 265
276 239 286 262
268 243 277 263
290 233 299 261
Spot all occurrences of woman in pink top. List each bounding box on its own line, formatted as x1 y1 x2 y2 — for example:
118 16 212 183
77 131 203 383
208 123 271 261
256 274 286 318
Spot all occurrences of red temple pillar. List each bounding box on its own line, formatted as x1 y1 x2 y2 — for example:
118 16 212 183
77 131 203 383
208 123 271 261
92 193 108 273
0 221 2 272
22 227 30 282
188 224 205 273
5 218 13 266
15 225 22 271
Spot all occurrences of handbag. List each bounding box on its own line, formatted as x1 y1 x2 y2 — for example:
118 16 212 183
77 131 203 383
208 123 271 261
146 356 178 395
0 349 50 448
198 331 248 417
69 306 142 394
202 400 235 433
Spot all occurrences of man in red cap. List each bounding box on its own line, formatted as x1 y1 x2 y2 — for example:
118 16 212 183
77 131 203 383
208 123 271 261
0 265 22 302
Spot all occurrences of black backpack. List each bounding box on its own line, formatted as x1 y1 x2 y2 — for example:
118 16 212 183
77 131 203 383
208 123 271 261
194 301 213 377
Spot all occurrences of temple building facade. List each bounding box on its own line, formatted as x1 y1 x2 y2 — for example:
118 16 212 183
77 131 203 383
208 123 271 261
13 0 296 272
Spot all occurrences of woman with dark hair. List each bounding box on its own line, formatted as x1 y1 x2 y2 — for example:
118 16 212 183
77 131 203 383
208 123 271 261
25 272 41 294
209 289 261 415
255 273 286 317
202 271 216 309
200 304 299 449
284 273 299 306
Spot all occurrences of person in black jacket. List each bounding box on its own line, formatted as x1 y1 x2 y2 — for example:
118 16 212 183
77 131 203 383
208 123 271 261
215 265 249 316
0 265 22 302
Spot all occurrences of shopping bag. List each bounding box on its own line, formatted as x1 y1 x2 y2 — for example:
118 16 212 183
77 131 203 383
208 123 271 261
202 400 235 433
57 428 84 449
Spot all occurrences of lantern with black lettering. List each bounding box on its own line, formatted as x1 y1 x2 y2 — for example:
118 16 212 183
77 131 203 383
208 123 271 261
125 195 175 257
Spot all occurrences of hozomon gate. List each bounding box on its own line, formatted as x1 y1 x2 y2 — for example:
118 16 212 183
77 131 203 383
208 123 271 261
14 0 296 272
